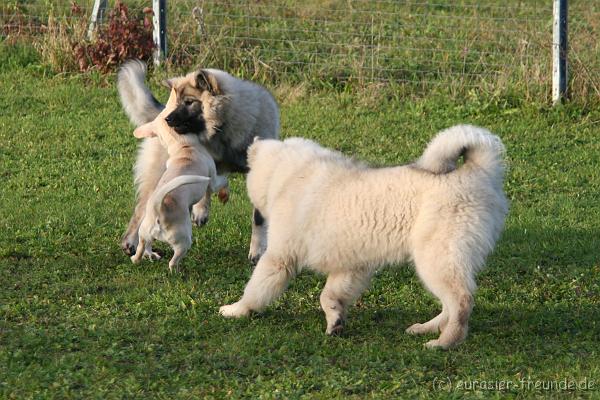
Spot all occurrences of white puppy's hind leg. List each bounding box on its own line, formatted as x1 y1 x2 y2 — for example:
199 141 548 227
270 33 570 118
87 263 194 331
411 249 474 349
220 252 295 318
320 271 372 335
406 308 448 335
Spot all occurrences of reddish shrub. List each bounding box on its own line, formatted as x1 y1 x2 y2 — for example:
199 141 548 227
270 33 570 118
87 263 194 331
74 1 154 73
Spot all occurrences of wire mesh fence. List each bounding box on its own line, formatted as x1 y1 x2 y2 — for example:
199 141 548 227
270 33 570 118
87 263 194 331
1 1 599 101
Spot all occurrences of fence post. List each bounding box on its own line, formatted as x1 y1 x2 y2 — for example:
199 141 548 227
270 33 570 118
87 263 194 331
153 0 167 65
87 0 107 40
552 0 568 104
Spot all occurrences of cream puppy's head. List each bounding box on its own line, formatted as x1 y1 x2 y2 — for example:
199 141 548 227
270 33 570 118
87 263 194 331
133 84 200 149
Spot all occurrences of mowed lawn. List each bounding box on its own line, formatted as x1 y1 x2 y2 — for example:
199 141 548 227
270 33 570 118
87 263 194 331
1 46 600 398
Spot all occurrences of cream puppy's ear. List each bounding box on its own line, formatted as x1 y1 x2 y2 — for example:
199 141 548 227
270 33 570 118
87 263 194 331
133 122 157 138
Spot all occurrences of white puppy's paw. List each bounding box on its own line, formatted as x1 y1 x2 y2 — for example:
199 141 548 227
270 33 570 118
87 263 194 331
424 339 445 350
406 323 427 335
130 255 141 264
148 252 161 261
219 302 250 318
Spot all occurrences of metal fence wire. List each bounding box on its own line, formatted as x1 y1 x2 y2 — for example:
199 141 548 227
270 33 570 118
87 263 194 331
1 1 599 100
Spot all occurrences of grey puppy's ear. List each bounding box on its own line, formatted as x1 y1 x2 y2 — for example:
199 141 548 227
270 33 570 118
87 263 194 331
196 70 221 95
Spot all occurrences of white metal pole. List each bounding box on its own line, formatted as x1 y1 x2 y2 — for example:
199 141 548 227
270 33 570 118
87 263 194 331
552 0 568 104
153 0 167 65
87 0 107 40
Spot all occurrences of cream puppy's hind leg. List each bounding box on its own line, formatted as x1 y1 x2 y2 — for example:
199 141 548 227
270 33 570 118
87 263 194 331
192 191 212 226
192 175 229 227
220 252 295 317
130 234 161 264
320 271 373 335
168 241 190 273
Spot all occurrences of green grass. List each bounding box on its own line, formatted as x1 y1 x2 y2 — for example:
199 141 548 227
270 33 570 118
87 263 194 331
1 43 600 399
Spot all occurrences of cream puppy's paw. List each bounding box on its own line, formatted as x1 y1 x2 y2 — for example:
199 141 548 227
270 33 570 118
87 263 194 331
219 302 251 318
192 204 210 226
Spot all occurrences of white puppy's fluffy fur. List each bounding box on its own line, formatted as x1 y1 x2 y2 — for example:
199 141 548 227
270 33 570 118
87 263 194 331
220 125 509 349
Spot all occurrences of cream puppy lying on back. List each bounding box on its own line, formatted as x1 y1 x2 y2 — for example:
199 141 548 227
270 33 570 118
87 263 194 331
131 85 227 272
220 125 508 349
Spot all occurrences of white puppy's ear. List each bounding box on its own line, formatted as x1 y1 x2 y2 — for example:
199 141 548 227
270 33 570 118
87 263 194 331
133 122 157 138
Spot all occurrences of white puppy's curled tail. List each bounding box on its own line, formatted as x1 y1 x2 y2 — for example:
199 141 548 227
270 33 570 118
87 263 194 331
149 175 210 214
117 59 164 126
416 124 505 182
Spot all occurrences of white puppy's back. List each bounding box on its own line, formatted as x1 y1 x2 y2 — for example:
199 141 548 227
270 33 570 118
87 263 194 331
223 128 508 348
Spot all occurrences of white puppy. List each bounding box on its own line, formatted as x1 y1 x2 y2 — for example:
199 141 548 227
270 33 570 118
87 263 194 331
220 125 508 349
131 85 227 272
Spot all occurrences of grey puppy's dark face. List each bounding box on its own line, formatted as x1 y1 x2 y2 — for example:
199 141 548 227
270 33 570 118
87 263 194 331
165 96 205 135
164 70 220 136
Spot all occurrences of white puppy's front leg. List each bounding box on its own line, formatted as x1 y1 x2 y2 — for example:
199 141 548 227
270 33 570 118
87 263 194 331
220 252 294 318
248 208 268 264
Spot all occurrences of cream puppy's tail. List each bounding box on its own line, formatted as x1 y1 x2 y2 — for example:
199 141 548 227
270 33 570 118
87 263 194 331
416 124 505 181
117 60 164 126
149 175 210 214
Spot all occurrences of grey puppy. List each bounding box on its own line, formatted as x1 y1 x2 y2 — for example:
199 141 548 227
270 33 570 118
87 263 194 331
118 60 279 262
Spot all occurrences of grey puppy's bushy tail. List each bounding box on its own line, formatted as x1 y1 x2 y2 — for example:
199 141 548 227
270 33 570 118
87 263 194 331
416 124 505 182
117 60 164 126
